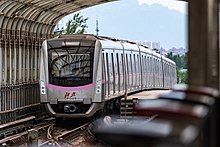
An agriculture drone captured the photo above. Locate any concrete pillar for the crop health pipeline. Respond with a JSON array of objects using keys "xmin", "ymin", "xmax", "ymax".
[{"xmin": 188, "ymin": 0, "xmax": 219, "ymax": 89}]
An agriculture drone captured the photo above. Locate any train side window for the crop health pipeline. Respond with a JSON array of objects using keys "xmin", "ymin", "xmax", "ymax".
[
  {"xmin": 102, "ymin": 53, "xmax": 106, "ymax": 96},
  {"xmin": 137, "ymin": 54, "xmax": 140, "ymax": 86},
  {"xmin": 116, "ymin": 53, "xmax": 120, "ymax": 92},
  {"xmin": 141, "ymin": 55, "xmax": 144, "ymax": 72},
  {"xmin": 106, "ymin": 53, "xmax": 110, "ymax": 95},
  {"xmin": 126, "ymin": 53, "xmax": 129, "ymax": 89},
  {"xmin": 111, "ymin": 53, "xmax": 115, "ymax": 93},
  {"xmin": 144, "ymin": 55, "xmax": 146, "ymax": 73},
  {"xmin": 150, "ymin": 57, "xmax": 152, "ymax": 74},
  {"xmin": 154, "ymin": 59, "xmax": 156, "ymax": 72},
  {"xmin": 121, "ymin": 54, "xmax": 125, "ymax": 91},
  {"xmin": 126, "ymin": 54, "xmax": 129, "ymax": 75},
  {"xmin": 137, "ymin": 54, "xmax": 139, "ymax": 74},
  {"xmin": 147, "ymin": 56, "xmax": 149, "ymax": 73},
  {"xmin": 133, "ymin": 54, "xmax": 136, "ymax": 87},
  {"xmin": 130, "ymin": 54, "xmax": 133, "ymax": 74},
  {"xmin": 156, "ymin": 59, "xmax": 159, "ymax": 76},
  {"xmin": 165, "ymin": 63, "xmax": 168, "ymax": 77},
  {"xmin": 133, "ymin": 54, "xmax": 136, "ymax": 72},
  {"xmin": 150, "ymin": 57, "xmax": 152, "ymax": 73},
  {"xmin": 130, "ymin": 54, "xmax": 133, "ymax": 88},
  {"xmin": 153, "ymin": 58, "xmax": 155, "ymax": 75}
]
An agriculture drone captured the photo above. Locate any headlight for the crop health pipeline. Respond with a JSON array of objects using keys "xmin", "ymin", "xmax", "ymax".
[
  {"xmin": 40, "ymin": 81, "xmax": 46, "ymax": 94},
  {"xmin": 96, "ymin": 81, "xmax": 102, "ymax": 94}
]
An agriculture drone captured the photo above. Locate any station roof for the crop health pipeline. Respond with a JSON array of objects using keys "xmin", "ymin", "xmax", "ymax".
[{"xmin": 0, "ymin": 0, "xmax": 115, "ymax": 36}]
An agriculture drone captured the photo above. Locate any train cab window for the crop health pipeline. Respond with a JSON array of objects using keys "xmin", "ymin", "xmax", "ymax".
[{"xmin": 47, "ymin": 39, "xmax": 95, "ymax": 87}]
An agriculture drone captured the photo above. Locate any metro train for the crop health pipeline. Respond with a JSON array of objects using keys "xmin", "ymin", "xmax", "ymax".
[{"xmin": 40, "ymin": 34, "xmax": 176, "ymax": 118}]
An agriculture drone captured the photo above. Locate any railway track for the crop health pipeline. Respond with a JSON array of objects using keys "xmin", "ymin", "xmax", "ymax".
[
  {"xmin": 39, "ymin": 122, "xmax": 91, "ymax": 147},
  {"xmin": 0, "ymin": 90, "xmax": 170, "ymax": 147},
  {"xmin": 0, "ymin": 120, "xmax": 54, "ymax": 146},
  {"xmin": 0, "ymin": 119, "xmax": 91, "ymax": 147}
]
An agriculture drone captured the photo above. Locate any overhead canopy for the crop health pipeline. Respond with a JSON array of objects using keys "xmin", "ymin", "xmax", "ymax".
[{"xmin": 0, "ymin": 0, "xmax": 115, "ymax": 38}]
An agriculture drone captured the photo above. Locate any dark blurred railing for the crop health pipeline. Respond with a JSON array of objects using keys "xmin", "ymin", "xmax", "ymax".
[{"xmin": 0, "ymin": 82, "xmax": 43, "ymax": 124}]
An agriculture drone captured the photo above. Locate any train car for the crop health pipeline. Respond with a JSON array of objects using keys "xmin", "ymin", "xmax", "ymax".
[{"xmin": 40, "ymin": 34, "xmax": 176, "ymax": 118}]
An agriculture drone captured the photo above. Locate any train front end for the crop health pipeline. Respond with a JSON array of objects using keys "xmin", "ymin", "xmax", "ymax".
[{"xmin": 40, "ymin": 35, "xmax": 103, "ymax": 118}]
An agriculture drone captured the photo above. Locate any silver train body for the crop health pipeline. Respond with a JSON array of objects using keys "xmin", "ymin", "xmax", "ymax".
[{"xmin": 40, "ymin": 34, "xmax": 176, "ymax": 118}]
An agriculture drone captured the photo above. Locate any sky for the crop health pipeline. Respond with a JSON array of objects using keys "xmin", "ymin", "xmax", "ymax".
[
  {"xmin": 58, "ymin": 0, "xmax": 188, "ymax": 49},
  {"xmin": 137, "ymin": 0, "xmax": 187, "ymax": 14}
]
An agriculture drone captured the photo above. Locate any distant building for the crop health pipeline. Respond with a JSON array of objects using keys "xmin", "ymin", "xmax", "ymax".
[
  {"xmin": 135, "ymin": 41, "xmax": 143, "ymax": 46},
  {"xmin": 134, "ymin": 40, "xmax": 188, "ymax": 56},
  {"xmin": 168, "ymin": 47, "xmax": 187, "ymax": 55},
  {"xmin": 143, "ymin": 41, "xmax": 152, "ymax": 49},
  {"xmin": 152, "ymin": 42, "xmax": 160, "ymax": 50},
  {"xmin": 160, "ymin": 48, "xmax": 168, "ymax": 55},
  {"xmin": 135, "ymin": 40, "xmax": 161, "ymax": 50}
]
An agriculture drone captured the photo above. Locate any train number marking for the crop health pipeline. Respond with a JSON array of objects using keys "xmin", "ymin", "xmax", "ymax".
[{"xmin": 64, "ymin": 92, "xmax": 76, "ymax": 99}]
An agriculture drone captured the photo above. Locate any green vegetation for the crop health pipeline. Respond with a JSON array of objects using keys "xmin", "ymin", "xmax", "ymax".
[
  {"xmin": 176, "ymin": 68, "xmax": 187, "ymax": 84},
  {"xmin": 54, "ymin": 12, "xmax": 88, "ymax": 35},
  {"xmin": 167, "ymin": 52, "xmax": 188, "ymax": 84}
]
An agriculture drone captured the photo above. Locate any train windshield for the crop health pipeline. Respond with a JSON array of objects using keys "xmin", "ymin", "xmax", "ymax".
[{"xmin": 47, "ymin": 39, "xmax": 95, "ymax": 87}]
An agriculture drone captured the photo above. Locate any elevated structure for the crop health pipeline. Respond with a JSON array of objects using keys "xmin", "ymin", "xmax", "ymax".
[
  {"xmin": 0, "ymin": 0, "xmax": 219, "ymax": 131},
  {"xmin": 0, "ymin": 0, "xmax": 114, "ymax": 124}
]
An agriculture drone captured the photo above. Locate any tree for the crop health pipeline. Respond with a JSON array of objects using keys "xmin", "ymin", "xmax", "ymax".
[
  {"xmin": 54, "ymin": 12, "xmax": 88, "ymax": 35},
  {"xmin": 65, "ymin": 12, "xmax": 88, "ymax": 34},
  {"xmin": 176, "ymin": 67, "xmax": 187, "ymax": 84},
  {"xmin": 167, "ymin": 53, "xmax": 188, "ymax": 84}
]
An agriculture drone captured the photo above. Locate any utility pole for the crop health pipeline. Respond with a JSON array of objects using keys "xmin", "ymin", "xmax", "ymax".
[{"xmin": 96, "ymin": 20, "xmax": 99, "ymax": 36}]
